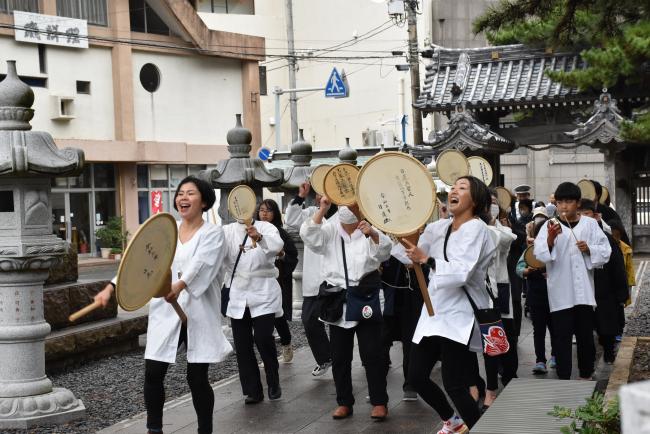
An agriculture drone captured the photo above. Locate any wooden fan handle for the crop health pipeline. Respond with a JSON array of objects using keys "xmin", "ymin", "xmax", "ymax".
[
  {"xmin": 245, "ymin": 219, "xmax": 257, "ymax": 248},
  {"xmin": 69, "ymin": 300, "xmax": 101, "ymax": 322},
  {"xmin": 170, "ymin": 300, "xmax": 187, "ymax": 324},
  {"xmin": 398, "ymin": 237, "xmax": 434, "ymax": 317},
  {"xmin": 413, "ymin": 263, "xmax": 434, "ymax": 316}
]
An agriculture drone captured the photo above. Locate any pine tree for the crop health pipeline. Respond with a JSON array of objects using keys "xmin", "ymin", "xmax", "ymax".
[{"xmin": 473, "ymin": 0, "xmax": 650, "ymax": 143}]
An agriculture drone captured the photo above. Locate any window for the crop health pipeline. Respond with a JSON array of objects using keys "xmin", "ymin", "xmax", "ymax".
[
  {"xmin": 195, "ymin": 0, "xmax": 254, "ymax": 14},
  {"xmin": 0, "ymin": 0, "xmax": 38, "ymax": 14},
  {"xmin": 93, "ymin": 164, "xmax": 115, "ymax": 188},
  {"xmin": 76, "ymin": 80, "xmax": 90, "ymax": 94},
  {"xmin": 139, "ymin": 63, "xmax": 161, "ymax": 93},
  {"xmin": 136, "ymin": 164, "xmax": 207, "ymax": 222},
  {"xmin": 129, "ymin": 0, "xmax": 170, "ymax": 35},
  {"xmin": 56, "ymin": 0, "xmax": 107, "ymax": 26},
  {"xmin": 38, "ymin": 44, "xmax": 46, "ymax": 73}
]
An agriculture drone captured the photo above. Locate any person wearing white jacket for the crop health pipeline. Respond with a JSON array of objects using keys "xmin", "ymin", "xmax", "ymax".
[
  {"xmin": 301, "ymin": 198, "xmax": 392, "ymax": 421},
  {"xmin": 285, "ymin": 181, "xmax": 336, "ymax": 376},
  {"xmin": 533, "ymin": 181, "xmax": 611, "ymax": 380},
  {"xmin": 404, "ymin": 176, "xmax": 496, "ymax": 433},
  {"xmin": 94, "ymin": 176, "xmax": 232, "ymax": 434},
  {"xmin": 483, "ymin": 195, "xmax": 518, "ymax": 409},
  {"xmin": 222, "ymin": 215, "xmax": 284, "ymax": 404}
]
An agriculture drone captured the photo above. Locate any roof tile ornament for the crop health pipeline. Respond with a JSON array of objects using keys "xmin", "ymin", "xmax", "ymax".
[
  {"xmin": 0, "ymin": 60, "xmax": 83, "ymax": 177},
  {"xmin": 566, "ymin": 91, "xmax": 627, "ymax": 151},
  {"xmin": 423, "ymin": 103, "xmax": 514, "ymax": 154}
]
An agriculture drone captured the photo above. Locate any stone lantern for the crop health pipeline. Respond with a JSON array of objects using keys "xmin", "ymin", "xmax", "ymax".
[
  {"xmin": 200, "ymin": 114, "xmax": 284, "ymax": 223},
  {"xmin": 0, "ymin": 61, "xmax": 85, "ymax": 428}
]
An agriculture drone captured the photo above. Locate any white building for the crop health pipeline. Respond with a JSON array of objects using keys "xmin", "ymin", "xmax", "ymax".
[{"xmin": 0, "ymin": 0, "xmax": 264, "ymax": 255}]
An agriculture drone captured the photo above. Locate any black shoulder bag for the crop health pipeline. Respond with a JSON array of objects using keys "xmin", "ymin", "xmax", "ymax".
[
  {"xmin": 443, "ymin": 224, "xmax": 509, "ymax": 357},
  {"xmin": 316, "ymin": 239, "xmax": 347, "ymax": 323},
  {"xmin": 344, "ymin": 238, "xmax": 382, "ymax": 322},
  {"xmin": 221, "ymin": 233, "xmax": 248, "ymax": 317}
]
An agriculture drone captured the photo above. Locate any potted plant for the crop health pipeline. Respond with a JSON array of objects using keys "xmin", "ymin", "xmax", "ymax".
[
  {"xmin": 110, "ymin": 247, "xmax": 123, "ymax": 261},
  {"xmin": 95, "ymin": 217, "xmax": 128, "ymax": 260}
]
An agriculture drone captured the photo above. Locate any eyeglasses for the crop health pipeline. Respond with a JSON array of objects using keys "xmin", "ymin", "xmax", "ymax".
[{"xmin": 258, "ymin": 208, "xmax": 273, "ymax": 214}]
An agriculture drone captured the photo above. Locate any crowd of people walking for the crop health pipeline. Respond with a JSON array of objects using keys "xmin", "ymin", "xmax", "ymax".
[{"xmin": 93, "ymin": 175, "xmax": 634, "ymax": 434}]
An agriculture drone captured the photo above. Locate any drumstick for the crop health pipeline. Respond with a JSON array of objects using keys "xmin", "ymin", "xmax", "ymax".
[
  {"xmin": 244, "ymin": 218, "xmax": 257, "ymax": 248},
  {"xmin": 170, "ymin": 300, "xmax": 188, "ymax": 324},
  {"xmin": 399, "ymin": 238, "xmax": 435, "ymax": 317},
  {"xmin": 69, "ymin": 300, "xmax": 101, "ymax": 322},
  {"xmin": 559, "ymin": 212, "xmax": 579, "ymax": 243}
]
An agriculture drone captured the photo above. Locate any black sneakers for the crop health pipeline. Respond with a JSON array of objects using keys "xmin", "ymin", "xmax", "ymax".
[{"xmin": 268, "ymin": 385, "xmax": 282, "ymax": 401}]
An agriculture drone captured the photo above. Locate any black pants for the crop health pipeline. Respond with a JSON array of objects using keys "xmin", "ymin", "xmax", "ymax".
[
  {"xmin": 551, "ymin": 305, "xmax": 595, "ymax": 379},
  {"xmin": 144, "ymin": 327, "xmax": 214, "ymax": 434},
  {"xmin": 301, "ymin": 296, "xmax": 331, "ymax": 365},
  {"xmin": 231, "ymin": 308, "xmax": 279, "ymax": 397},
  {"xmin": 599, "ymin": 334, "xmax": 616, "ymax": 361},
  {"xmin": 330, "ymin": 320, "xmax": 388, "ymax": 407},
  {"xmin": 274, "ymin": 316, "xmax": 292, "ymax": 346},
  {"xmin": 530, "ymin": 302, "xmax": 555, "ymax": 364},
  {"xmin": 483, "ymin": 318, "xmax": 518, "ymax": 390},
  {"xmin": 408, "ymin": 336, "xmax": 481, "ymax": 428},
  {"xmin": 510, "ymin": 275, "xmax": 523, "ymax": 338}
]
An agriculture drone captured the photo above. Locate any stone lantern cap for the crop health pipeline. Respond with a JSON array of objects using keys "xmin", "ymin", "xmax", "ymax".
[
  {"xmin": 338, "ymin": 138, "xmax": 358, "ymax": 165},
  {"xmin": 271, "ymin": 128, "xmax": 313, "ymax": 192},
  {"xmin": 202, "ymin": 114, "xmax": 283, "ymax": 188},
  {"xmin": 0, "ymin": 61, "xmax": 83, "ymax": 178}
]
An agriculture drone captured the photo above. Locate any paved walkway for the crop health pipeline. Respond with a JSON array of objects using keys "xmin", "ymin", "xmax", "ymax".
[{"xmin": 99, "ymin": 310, "xmax": 588, "ymax": 434}]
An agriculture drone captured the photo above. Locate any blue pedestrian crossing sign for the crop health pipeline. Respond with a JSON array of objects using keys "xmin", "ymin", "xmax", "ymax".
[{"xmin": 325, "ymin": 68, "xmax": 348, "ymax": 98}]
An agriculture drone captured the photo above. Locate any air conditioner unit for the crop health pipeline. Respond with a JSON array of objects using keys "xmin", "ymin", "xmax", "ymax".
[
  {"xmin": 362, "ymin": 129, "xmax": 380, "ymax": 147},
  {"xmin": 50, "ymin": 95, "xmax": 75, "ymax": 120}
]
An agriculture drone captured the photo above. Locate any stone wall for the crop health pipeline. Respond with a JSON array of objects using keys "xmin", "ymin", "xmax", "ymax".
[{"xmin": 44, "ymin": 280, "xmax": 117, "ymax": 330}]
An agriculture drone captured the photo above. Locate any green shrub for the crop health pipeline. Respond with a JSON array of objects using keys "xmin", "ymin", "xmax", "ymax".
[
  {"xmin": 95, "ymin": 217, "xmax": 128, "ymax": 250},
  {"xmin": 550, "ymin": 393, "xmax": 620, "ymax": 434}
]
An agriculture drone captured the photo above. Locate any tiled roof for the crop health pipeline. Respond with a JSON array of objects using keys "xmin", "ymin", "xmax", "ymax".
[{"xmin": 415, "ymin": 44, "xmax": 594, "ymax": 112}]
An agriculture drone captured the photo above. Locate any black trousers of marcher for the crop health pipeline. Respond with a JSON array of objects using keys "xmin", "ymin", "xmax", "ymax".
[
  {"xmin": 530, "ymin": 302, "xmax": 555, "ymax": 364},
  {"xmin": 599, "ymin": 334, "xmax": 616, "ymax": 361},
  {"xmin": 144, "ymin": 326, "xmax": 214, "ymax": 434},
  {"xmin": 231, "ymin": 308, "xmax": 279, "ymax": 397},
  {"xmin": 274, "ymin": 316, "xmax": 292, "ymax": 346},
  {"xmin": 510, "ymin": 275, "xmax": 523, "ymax": 338},
  {"xmin": 551, "ymin": 305, "xmax": 596, "ymax": 379},
  {"xmin": 408, "ymin": 336, "xmax": 481, "ymax": 428},
  {"xmin": 301, "ymin": 296, "xmax": 331, "ymax": 365},
  {"xmin": 330, "ymin": 320, "xmax": 388, "ymax": 407},
  {"xmin": 483, "ymin": 318, "xmax": 518, "ymax": 390}
]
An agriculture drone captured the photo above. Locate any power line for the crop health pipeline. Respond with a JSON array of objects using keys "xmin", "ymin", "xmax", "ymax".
[{"xmin": 1, "ymin": 23, "xmax": 401, "ymax": 61}]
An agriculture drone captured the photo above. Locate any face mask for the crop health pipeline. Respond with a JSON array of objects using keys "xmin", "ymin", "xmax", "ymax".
[
  {"xmin": 490, "ymin": 204, "xmax": 500, "ymax": 219},
  {"xmin": 338, "ymin": 206, "xmax": 358, "ymax": 225},
  {"xmin": 520, "ymin": 210, "xmax": 530, "ymax": 217},
  {"xmin": 534, "ymin": 216, "xmax": 546, "ymax": 224}
]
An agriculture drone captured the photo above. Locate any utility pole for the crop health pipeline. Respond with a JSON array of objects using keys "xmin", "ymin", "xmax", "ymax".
[
  {"xmin": 405, "ymin": 0, "xmax": 423, "ymax": 146},
  {"xmin": 285, "ymin": 0, "xmax": 299, "ymax": 144}
]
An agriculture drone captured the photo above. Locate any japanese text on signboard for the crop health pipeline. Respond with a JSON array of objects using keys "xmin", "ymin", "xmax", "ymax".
[{"xmin": 14, "ymin": 11, "xmax": 88, "ymax": 49}]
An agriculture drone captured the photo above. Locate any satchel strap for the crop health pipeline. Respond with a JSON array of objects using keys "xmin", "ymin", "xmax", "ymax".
[
  {"xmin": 443, "ymin": 221, "xmax": 497, "ymax": 310},
  {"xmin": 229, "ymin": 232, "xmax": 249, "ymax": 288},
  {"xmin": 340, "ymin": 236, "xmax": 350, "ymax": 289}
]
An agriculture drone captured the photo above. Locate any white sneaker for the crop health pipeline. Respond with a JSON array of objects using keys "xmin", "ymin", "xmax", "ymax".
[
  {"xmin": 311, "ymin": 361, "xmax": 331, "ymax": 376},
  {"xmin": 438, "ymin": 415, "xmax": 469, "ymax": 434},
  {"xmin": 282, "ymin": 344, "xmax": 294, "ymax": 363}
]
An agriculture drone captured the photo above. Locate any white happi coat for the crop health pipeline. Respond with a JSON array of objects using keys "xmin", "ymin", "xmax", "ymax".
[
  {"xmin": 533, "ymin": 215, "xmax": 611, "ymax": 312},
  {"xmin": 222, "ymin": 220, "xmax": 284, "ymax": 319},
  {"xmin": 412, "ymin": 218, "xmax": 496, "ymax": 352},
  {"xmin": 300, "ymin": 217, "xmax": 392, "ymax": 328},
  {"xmin": 285, "ymin": 200, "xmax": 327, "ymax": 297},
  {"xmin": 487, "ymin": 222, "xmax": 517, "ymax": 319},
  {"xmin": 144, "ymin": 222, "xmax": 233, "ymax": 364}
]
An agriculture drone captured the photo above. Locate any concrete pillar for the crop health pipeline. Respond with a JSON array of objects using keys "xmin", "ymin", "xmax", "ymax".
[
  {"xmin": 241, "ymin": 61, "xmax": 262, "ymax": 155},
  {"xmin": 117, "ymin": 163, "xmax": 139, "ymax": 238}
]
